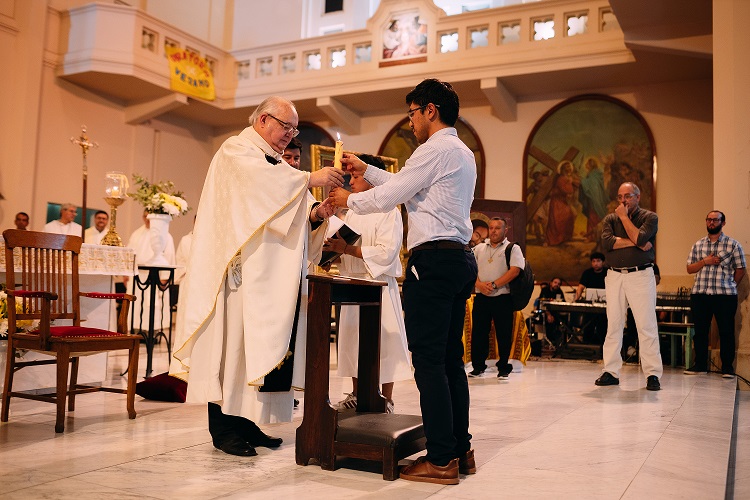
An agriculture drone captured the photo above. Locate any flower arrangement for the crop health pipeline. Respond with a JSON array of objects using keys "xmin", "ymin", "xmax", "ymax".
[
  {"xmin": 128, "ymin": 174, "xmax": 190, "ymax": 217},
  {"xmin": 0, "ymin": 283, "xmax": 37, "ymax": 338}
]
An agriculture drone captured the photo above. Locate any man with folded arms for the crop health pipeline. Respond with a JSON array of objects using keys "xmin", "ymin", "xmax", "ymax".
[
  {"xmin": 332, "ymin": 78, "xmax": 478, "ymax": 485},
  {"xmin": 595, "ymin": 182, "xmax": 662, "ymax": 391}
]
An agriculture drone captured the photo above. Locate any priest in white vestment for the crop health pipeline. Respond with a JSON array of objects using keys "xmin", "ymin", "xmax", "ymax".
[
  {"xmin": 126, "ymin": 211, "xmax": 176, "ymax": 335},
  {"xmin": 323, "ymin": 155, "xmax": 412, "ymax": 414},
  {"xmin": 43, "ymin": 203, "xmax": 82, "ymax": 236},
  {"xmin": 84, "ymin": 210, "xmax": 110, "ymax": 244},
  {"xmin": 169, "ymin": 96, "xmax": 344, "ymax": 457}
]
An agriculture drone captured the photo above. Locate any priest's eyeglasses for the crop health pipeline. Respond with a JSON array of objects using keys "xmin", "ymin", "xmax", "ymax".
[
  {"xmin": 266, "ymin": 113, "xmax": 300, "ymax": 137},
  {"xmin": 616, "ymin": 193, "xmax": 636, "ymax": 201},
  {"xmin": 706, "ymin": 217, "xmax": 722, "ymax": 223}
]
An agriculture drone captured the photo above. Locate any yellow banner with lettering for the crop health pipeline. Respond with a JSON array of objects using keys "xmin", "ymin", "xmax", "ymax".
[{"xmin": 165, "ymin": 46, "xmax": 215, "ymax": 101}]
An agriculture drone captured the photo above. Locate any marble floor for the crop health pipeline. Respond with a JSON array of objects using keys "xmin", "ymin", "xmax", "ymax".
[{"xmin": 1, "ymin": 344, "xmax": 748, "ymax": 500}]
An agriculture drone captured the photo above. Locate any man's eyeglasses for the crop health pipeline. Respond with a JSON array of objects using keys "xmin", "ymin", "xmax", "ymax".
[
  {"xmin": 266, "ymin": 113, "xmax": 300, "ymax": 137},
  {"xmin": 616, "ymin": 193, "xmax": 636, "ymax": 201},
  {"xmin": 407, "ymin": 103, "xmax": 440, "ymax": 119},
  {"xmin": 706, "ymin": 218, "xmax": 722, "ymax": 223}
]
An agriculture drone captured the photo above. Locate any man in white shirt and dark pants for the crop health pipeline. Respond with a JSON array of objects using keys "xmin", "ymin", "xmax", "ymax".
[
  {"xmin": 469, "ymin": 217, "xmax": 524, "ymax": 379},
  {"xmin": 334, "ymin": 78, "xmax": 478, "ymax": 485}
]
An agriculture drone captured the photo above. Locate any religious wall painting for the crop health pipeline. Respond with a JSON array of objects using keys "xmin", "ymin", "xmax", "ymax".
[
  {"xmin": 379, "ymin": 11, "xmax": 428, "ymax": 67},
  {"xmin": 379, "ymin": 116, "xmax": 485, "ymax": 199},
  {"xmin": 523, "ymin": 94, "xmax": 656, "ymax": 283}
]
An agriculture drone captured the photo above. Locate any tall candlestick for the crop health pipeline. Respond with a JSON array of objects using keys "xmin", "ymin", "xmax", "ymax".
[{"xmin": 333, "ymin": 140, "xmax": 343, "ymax": 169}]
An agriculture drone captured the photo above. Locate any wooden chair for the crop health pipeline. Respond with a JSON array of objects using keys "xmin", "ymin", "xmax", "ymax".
[{"xmin": 1, "ymin": 229, "xmax": 140, "ymax": 432}]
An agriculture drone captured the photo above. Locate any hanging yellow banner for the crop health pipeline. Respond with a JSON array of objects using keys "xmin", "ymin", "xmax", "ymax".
[{"xmin": 165, "ymin": 46, "xmax": 215, "ymax": 101}]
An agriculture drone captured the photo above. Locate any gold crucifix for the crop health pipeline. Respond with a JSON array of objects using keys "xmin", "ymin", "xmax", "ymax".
[{"xmin": 70, "ymin": 125, "xmax": 98, "ymax": 242}]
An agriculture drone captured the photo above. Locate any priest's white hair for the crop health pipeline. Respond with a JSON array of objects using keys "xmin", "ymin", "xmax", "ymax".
[{"xmin": 249, "ymin": 96, "xmax": 296, "ymax": 124}]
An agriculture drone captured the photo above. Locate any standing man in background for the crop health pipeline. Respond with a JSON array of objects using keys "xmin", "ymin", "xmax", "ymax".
[
  {"xmin": 468, "ymin": 217, "xmax": 524, "ymax": 380},
  {"xmin": 332, "ymin": 78, "xmax": 478, "ymax": 485},
  {"xmin": 685, "ymin": 210, "xmax": 746, "ymax": 377},
  {"xmin": 84, "ymin": 210, "xmax": 109, "ymax": 244},
  {"xmin": 595, "ymin": 182, "xmax": 661, "ymax": 391},
  {"xmin": 44, "ymin": 203, "xmax": 82, "ymax": 236},
  {"xmin": 13, "ymin": 212, "xmax": 29, "ymax": 230}
]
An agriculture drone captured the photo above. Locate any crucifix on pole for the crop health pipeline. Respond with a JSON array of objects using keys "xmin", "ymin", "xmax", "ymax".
[{"xmin": 70, "ymin": 125, "xmax": 98, "ymax": 242}]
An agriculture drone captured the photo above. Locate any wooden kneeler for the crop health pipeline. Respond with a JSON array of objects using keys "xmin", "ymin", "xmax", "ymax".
[{"xmin": 296, "ymin": 274, "xmax": 426, "ymax": 480}]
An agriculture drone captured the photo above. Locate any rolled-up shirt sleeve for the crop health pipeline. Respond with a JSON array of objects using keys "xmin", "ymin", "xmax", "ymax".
[{"xmin": 636, "ymin": 212, "xmax": 658, "ymax": 246}]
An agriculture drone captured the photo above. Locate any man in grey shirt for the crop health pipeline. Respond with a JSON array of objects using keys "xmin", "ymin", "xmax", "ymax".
[{"xmin": 595, "ymin": 182, "xmax": 662, "ymax": 391}]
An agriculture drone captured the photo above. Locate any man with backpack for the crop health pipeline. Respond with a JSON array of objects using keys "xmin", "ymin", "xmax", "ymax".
[{"xmin": 469, "ymin": 217, "xmax": 526, "ymax": 379}]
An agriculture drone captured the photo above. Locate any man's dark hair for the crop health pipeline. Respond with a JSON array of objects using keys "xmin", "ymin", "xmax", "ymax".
[
  {"xmin": 15, "ymin": 212, "xmax": 29, "ymax": 219},
  {"xmin": 471, "ymin": 218, "xmax": 488, "ymax": 230},
  {"xmin": 358, "ymin": 153, "xmax": 386, "ymax": 171},
  {"xmin": 405, "ymin": 78, "xmax": 460, "ymax": 126},
  {"xmin": 590, "ymin": 251, "xmax": 605, "ymax": 261},
  {"xmin": 287, "ymin": 137, "xmax": 302, "ymax": 151},
  {"xmin": 95, "ymin": 210, "xmax": 109, "ymax": 217},
  {"xmin": 708, "ymin": 210, "xmax": 726, "ymax": 223}
]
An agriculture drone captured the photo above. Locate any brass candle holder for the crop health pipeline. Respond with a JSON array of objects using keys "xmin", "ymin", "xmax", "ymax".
[
  {"xmin": 101, "ymin": 196, "xmax": 125, "ymax": 246},
  {"xmin": 101, "ymin": 171, "xmax": 128, "ymax": 247}
]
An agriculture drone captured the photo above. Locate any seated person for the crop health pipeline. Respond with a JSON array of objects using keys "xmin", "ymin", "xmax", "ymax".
[
  {"xmin": 538, "ymin": 277, "xmax": 564, "ymax": 342},
  {"xmin": 574, "ymin": 252, "xmax": 608, "ymax": 344},
  {"xmin": 322, "ymin": 154, "xmax": 412, "ymax": 414}
]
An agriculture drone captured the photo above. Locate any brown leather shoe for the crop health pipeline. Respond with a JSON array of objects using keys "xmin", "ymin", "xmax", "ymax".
[
  {"xmin": 459, "ymin": 449, "xmax": 476, "ymax": 474},
  {"xmin": 399, "ymin": 456, "xmax": 459, "ymax": 485}
]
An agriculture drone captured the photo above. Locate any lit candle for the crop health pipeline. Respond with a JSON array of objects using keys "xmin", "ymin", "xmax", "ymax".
[
  {"xmin": 333, "ymin": 133, "xmax": 343, "ymax": 169},
  {"xmin": 111, "ymin": 185, "xmax": 120, "ymax": 197}
]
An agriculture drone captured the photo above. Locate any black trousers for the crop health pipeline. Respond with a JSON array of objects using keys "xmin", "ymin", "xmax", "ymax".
[
  {"xmin": 471, "ymin": 293, "xmax": 513, "ymax": 371},
  {"xmin": 402, "ymin": 247, "xmax": 477, "ymax": 466},
  {"xmin": 690, "ymin": 293, "xmax": 738, "ymax": 373}
]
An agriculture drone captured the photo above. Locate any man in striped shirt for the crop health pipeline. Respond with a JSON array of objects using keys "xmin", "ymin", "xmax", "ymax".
[
  {"xmin": 685, "ymin": 210, "xmax": 746, "ymax": 377},
  {"xmin": 332, "ymin": 78, "xmax": 478, "ymax": 485}
]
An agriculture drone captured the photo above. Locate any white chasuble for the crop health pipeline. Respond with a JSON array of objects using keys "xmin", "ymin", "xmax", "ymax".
[
  {"xmin": 336, "ymin": 209, "xmax": 412, "ymax": 384},
  {"xmin": 170, "ymin": 126, "xmax": 325, "ymax": 424}
]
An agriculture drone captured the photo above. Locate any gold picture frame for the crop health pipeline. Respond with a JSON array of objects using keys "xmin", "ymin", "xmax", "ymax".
[{"xmin": 309, "ymin": 144, "xmax": 399, "ymax": 201}]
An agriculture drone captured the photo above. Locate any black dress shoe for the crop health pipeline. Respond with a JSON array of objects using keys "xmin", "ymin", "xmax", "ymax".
[
  {"xmin": 214, "ymin": 436, "xmax": 257, "ymax": 456},
  {"xmin": 237, "ymin": 423, "xmax": 283, "ymax": 448},
  {"xmin": 646, "ymin": 375, "xmax": 661, "ymax": 391},
  {"xmin": 595, "ymin": 372, "xmax": 619, "ymax": 386}
]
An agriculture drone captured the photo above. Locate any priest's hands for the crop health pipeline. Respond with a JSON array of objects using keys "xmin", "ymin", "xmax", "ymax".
[
  {"xmin": 309, "ymin": 167, "xmax": 345, "ymax": 188},
  {"xmin": 311, "ymin": 198, "xmax": 336, "ymax": 222}
]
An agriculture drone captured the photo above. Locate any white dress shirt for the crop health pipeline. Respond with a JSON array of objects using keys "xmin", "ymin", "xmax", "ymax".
[
  {"xmin": 44, "ymin": 219, "xmax": 83, "ymax": 236},
  {"xmin": 347, "ymin": 127, "xmax": 476, "ymax": 250}
]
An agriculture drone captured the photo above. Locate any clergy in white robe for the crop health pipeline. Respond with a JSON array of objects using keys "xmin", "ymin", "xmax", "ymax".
[
  {"xmin": 84, "ymin": 210, "xmax": 110, "ymax": 244},
  {"xmin": 126, "ymin": 212, "xmax": 176, "ymax": 335},
  {"xmin": 169, "ymin": 96, "xmax": 344, "ymax": 456},
  {"xmin": 43, "ymin": 203, "xmax": 82, "ymax": 236},
  {"xmin": 173, "ymin": 230, "xmax": 192, "ymax": 285},
  {"xmin": 324, "ymin": 155, "xmax": 412, "ymax": 411}
]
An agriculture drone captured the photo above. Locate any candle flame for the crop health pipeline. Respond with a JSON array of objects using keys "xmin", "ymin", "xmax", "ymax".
[{"xmin": 336, "ymin": 132, "xmax": 341, "ymax": 141}]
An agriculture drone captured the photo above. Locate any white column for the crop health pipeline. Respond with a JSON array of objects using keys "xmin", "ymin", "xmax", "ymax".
[{"xmin": 713, "ymin": 0, "xmax": 750, "ymax": 388}]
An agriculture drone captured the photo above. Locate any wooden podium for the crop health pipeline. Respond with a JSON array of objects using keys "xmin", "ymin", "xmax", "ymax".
[{"xmin": 296, "ymin": 274, "xmax": 425, "ymax": 480}]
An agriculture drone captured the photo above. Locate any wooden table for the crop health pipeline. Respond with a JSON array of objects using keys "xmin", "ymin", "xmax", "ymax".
[{"xmin": 296, "ymin": 273, "xmax": 425, "ymax": 480}]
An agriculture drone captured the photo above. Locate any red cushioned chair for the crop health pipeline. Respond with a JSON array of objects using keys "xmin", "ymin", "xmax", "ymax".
[{"xmin": 1, "ymin": 229, "xmax": 140, "ymax": 432}]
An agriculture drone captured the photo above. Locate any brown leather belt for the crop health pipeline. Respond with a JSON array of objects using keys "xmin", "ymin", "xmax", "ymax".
[{"xmin": 411, "ymin": 240, "xmax": 470, "ymax": 252}]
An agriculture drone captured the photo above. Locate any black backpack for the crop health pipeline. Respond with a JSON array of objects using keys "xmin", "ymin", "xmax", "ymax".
[{"xmin": 504, "ymin": 242, "xmax": 534, "ymax": 311}]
